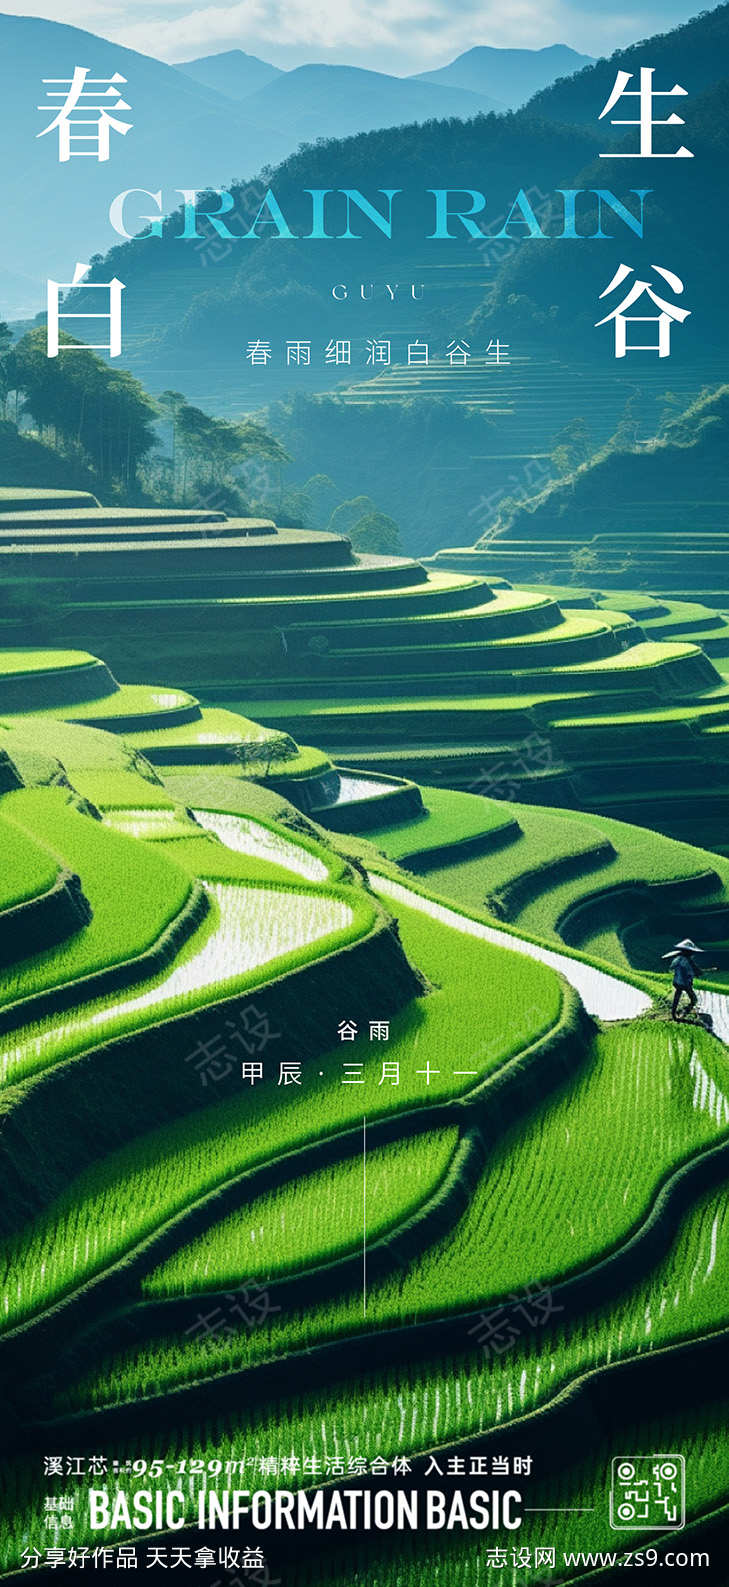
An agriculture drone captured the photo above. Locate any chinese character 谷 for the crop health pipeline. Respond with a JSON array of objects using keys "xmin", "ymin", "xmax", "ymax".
[
  {"xmin": 446, "ymin": 339, "xmax": 470, "ymax": 366},
  {"xmin": 595, "ymin": 262, "xmax": 689, "ymax": 356}
]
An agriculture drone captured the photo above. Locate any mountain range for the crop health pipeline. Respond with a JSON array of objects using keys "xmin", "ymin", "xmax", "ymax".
[
  {"xmin": 414, "ymin": 43, "xmax": 594, "ymax": 104},
  {"xmin": 178, "ymin": 48, "xmax": 283, "ymax": 100},
  {"xmin": 3, "ymin": 5, "xmax": 724, "ymax": 321},
  {"xmin": 47, "ymin": 0, "xmax": 726, "ymax": 434},
  {"xmin": 0, "ymin": 13, "xmax": 593, "ymax": 316},
  {"xmin": 178, "ymin": 43, "xmax": 594, "ymax": 113},
  {"xmin": 0, "ymin": 13, "xmax": 293, "ymax": 315},
  {"xmin": 203, "ymin": 62, "xmax": 505, "ymax": 141}
]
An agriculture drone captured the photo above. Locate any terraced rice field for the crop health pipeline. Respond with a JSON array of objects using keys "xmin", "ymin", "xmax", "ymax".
[
  {"xmin": 0, "ymin": 882, "xmax": 561, "ymax": 1330},
  {"xmin": 145, "ymin": 1128, "xmax": 459, "ymax": 1295},
  {"xmin": 1, "ymin": 608, "xmax": 729, "ymax": 1581},
  {"xmin": 111, "ymin": 1172, "xmax": 729, "ymax": 1430},
  {"xmin": 190, "ymin": 809, "xmax": 331, "ymax": 882},
  {"xmin": 368, "ymin": 785, "xmax": 729, "ymax": 989},
  {"xmin": 3, "ymin": 482, "xmax": 729, "ymax": 848},
  {"xmin": 0, "ymin": 811, "xmax": 58, "ymax": 910},
  {"xmin": 374, "ymin": 874, "xmax": 650, "ymax": 1021},
  {"xmin": 0, "ymin": 788, "xmax": 192, "ymax": 1006},
  {"xmin": 0, "ymin": 877, "xmax": 366, "ymax": 1093},
  {"xmin": 68, "ymin": 1012, "xmax": 725, "ymax": 1411}
]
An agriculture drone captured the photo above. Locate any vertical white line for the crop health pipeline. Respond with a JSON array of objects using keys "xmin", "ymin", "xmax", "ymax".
[{"xmin": 363, "ymin": 1114, "xmax": 367, "ymax": 1317}]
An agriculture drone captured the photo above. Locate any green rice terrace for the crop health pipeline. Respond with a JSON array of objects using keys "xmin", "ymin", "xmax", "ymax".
[
  {"xmin": 0, "ymin": 624, "xmax": 729, "ymax": 1582},
  {"xmin": 3, "ymin": 487, "xmax": 729, "ymax": 855}
]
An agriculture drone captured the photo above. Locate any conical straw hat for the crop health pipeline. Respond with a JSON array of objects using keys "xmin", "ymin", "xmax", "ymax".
[{"xmin": 661, "ymin": 938, "xmax": 704, "ymax": 959}]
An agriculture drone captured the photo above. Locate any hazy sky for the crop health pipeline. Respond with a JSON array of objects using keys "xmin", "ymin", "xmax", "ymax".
[{"xmin": 3, "ymin": 0, "xmax": 716, "ymax": 69}]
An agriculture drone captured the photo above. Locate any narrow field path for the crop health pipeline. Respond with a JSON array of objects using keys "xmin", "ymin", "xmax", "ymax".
[
  {"xmin": 372, "ymin": 873, "xmax": 652, "ymax": 1022},
  {"xmin": 181, "ymin": 804, "xmax": 652, "ymax": 1023}
]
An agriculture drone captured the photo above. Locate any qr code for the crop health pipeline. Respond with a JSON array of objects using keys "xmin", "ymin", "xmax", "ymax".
[{"xmin": 610, "ymin": 1455, "xmax": 685, "ymax": 1531}]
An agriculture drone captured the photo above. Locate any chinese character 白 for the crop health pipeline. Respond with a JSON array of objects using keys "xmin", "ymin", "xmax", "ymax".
[{"xmin": 47, "ymin": 263, "xmax": 124, "ymax": 358}]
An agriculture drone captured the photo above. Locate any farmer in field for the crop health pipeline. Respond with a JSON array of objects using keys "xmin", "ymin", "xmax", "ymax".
[{"xmin": 663, "ymin": 938, "xmax": 707, "ymax": 1020}]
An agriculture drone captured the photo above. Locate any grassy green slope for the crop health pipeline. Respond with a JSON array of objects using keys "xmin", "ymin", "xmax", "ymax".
[
  {"xmin": 0, "ymin": 896, "xmax": 561, "ymax": 1329},
  {"xmin": 0, "ymin": 788, "xmax": 192, "ymax": 1008}
]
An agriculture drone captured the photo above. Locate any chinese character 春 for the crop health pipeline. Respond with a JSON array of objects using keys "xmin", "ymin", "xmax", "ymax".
[
  {"xmin": 38, "ymin": 67, "xmax": 132, "ymax": 162},
  {"xmin": 246, "ymin": 340, "xmax": 272, "ymax": 365},
  {"xmin": 599, "ymin": 67, "xmax": 692, "ymax": 158},
  {"xmin": 595, "ymin": 262, "xmax": 690, "ymax": 356}
]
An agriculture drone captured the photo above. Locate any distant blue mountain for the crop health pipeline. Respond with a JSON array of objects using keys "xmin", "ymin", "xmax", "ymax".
[
  {"xmin": 177, "ymin": 48, "xmax": 282, "ymax": 100},
  {"xmin": 0, "ymin": 18, "xmax": 512, "ymax": 318},
  {"xmin": 0, "ymin": 13, "xmax": 296, "ymax": 316},
  {"xmin": 414, "ymin": 44, "xmax": 595, "ymax": 108},
  {"xmin": 234, "ymin": 62, "xmax": 505, "ymax": 140}
]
